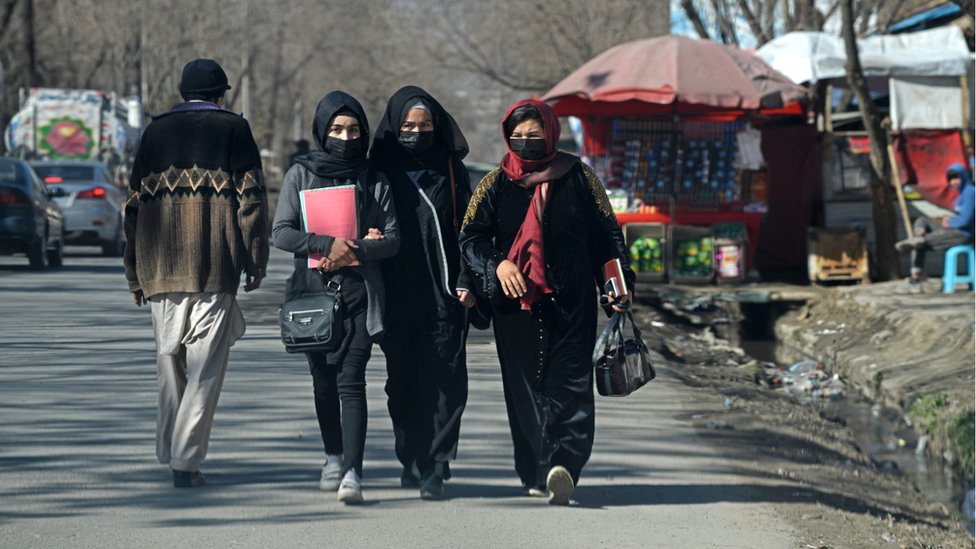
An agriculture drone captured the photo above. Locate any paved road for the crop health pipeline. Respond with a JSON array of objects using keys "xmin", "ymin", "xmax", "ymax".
[{"xmin": 0, "ymin": 247, "xmax": 797, "ymax": 548}]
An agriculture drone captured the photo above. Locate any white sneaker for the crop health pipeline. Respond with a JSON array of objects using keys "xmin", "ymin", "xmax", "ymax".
[
  {"xmin": 319, "ymin": 454, "xmax": 342, "ymax": 491},
  {"xmin": 337, "ymin": 470, "xmax": 363, "ymax": 505},
  {"xmin": 546, "ymin": 465, "xmax": 574, "ymax": 506}
]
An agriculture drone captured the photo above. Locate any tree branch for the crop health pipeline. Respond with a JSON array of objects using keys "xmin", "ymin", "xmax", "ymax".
[{"xmin": 680, "ymin": 0, "xmax": 713, "ymax": 40}]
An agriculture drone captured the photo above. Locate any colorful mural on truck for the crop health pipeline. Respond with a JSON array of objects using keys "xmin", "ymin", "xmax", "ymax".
[
  {"xmin": 32, "ymin": 89, "xmax": 102, "ymax": 160},
  {"xmin": 4, "ymin": 88, "xmax": 113, "ymax": 161}
]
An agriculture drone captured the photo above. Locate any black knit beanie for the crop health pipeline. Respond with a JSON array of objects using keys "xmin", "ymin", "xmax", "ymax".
[{"xmin": 179, "ymin": 59, "xmax": 231, "ymax": 101}]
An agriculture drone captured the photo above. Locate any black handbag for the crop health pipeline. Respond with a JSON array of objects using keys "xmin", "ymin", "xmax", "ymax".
[
  {"xmin": 592, "ymin": 310, "xmax": 655, "ymax": 397},
  {"xmin": 279, "ymin": 274, "xmax": 344, "ymax": 354}
]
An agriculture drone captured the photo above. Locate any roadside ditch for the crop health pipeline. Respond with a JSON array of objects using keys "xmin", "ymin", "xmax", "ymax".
[{"xmin": 635, "ymin": 283, "xmax": 975, "ymax": 540}]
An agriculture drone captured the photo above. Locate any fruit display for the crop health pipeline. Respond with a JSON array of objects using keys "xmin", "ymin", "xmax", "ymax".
[
  {"xmin": 628, "ymin": 236, "xmax": 665, "ymax": 274},
  {"xmin": 672, "ymin": 235, "xmax": 714, "ymax": 279}
]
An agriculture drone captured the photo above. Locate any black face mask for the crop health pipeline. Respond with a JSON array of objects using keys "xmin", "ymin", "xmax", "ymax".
[
  {"xmin": 398, "ymin": 131, "xmax": 435, "ymax": 155},
  {"xmin": 325, "ymin": 136, "xmax": 363, "ymax": 159},
  {"xmin": 509, "ymin": 138, "xmax": 548, "ymax": 160}
]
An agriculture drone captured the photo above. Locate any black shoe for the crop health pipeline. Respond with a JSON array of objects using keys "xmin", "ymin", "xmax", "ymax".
[
  {"xmin": 400, "ymin": 466, "xmax": 421, "ymax": 488},
  {"xmin": 419, "ymin": 474, "xmax": 445, "ymax": 500},
  {"xmin": 173, "ymin": 469, "xmax": 206, "ymax": 488}
]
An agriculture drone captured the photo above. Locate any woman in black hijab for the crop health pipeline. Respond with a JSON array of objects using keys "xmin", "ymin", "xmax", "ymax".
[
  {"xmin": 370, "ymin": 85, "xmax": 475, "ymax": 500},
  {"xmin": 272, "ymin": 91, "xmax": 400, "ymax": 504}
]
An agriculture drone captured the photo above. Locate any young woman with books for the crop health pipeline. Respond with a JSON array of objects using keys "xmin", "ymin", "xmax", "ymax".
[{"xmin": 272, "ymin": 91, "xmax": 399, "ymax": 504}]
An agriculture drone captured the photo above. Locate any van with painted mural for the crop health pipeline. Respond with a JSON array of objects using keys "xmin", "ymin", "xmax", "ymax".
[{"xmin": 3, "ymin": 88, "xmax": 143, "ymax": 185}]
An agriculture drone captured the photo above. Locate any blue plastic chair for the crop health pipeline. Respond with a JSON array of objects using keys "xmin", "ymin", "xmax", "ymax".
[{"xmin": 942, "ymin": 244, "xmax": 976, "ymax": 293}]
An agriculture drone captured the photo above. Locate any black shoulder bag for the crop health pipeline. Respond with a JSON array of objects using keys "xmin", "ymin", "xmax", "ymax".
[
  {"xmin": 279, "ymin": 273, "xmax": 344, "ymax": 353},
  {"xmin": 592, "ymin": 310, "xmax": 655, "ymax": 397}
]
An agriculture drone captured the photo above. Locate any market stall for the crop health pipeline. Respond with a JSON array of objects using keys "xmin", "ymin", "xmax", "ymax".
[
  {"xmin": 543, "ymin": 35, "xmax": 808, "ymax": 283},
  {"xmin": 757, "ymin": 26, "xmax": 972, "ymax": 278}
]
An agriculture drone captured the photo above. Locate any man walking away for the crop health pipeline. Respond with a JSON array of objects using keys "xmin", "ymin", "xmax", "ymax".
[
  {"xmin": 895, "ymin": 162, "xmax": 975, "ymax": 291},
  {"xmin": 123, "ymin": 58, "xmax": 269, "ymax": 487}
]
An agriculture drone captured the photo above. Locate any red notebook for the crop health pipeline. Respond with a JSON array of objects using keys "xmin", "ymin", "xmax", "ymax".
[
  {"xmin": 603, "ymin": 258, "xmax": 629, "ymax": 298},
  {"xmin": 300, "ymin": 185, "xmax": 359, "ymax": 269}
]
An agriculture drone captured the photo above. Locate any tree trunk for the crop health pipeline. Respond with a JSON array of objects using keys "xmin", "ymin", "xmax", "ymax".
[
  {"xmin": 841, "ymin": 0, "xmax": 899, "ymax": 281},
  {"xmin": 25, "ymin": 0, "xmax": 37, "ymax": 87}
]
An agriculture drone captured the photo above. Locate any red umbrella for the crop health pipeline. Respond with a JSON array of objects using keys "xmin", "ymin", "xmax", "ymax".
[{"xmin": 543, "ymin": 34, "xmax": 808, "ymax": 116}]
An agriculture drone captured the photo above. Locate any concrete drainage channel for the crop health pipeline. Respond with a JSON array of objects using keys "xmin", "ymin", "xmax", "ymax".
[{"xmin": 640, "ymin": 286, "xmax": 974, "ymax": 531}]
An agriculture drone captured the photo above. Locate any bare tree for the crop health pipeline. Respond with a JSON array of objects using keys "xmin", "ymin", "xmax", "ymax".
[
  {"xmin": 841, "ymin": 0, "xmax": 898, "ymax": 280},
  {"xmin": 680, "ymin": 0, "xmax": 915, "ymax": 47},
  {"xmin": 418, "ymin": 0, "xmax": 667, "ymax": 92}
]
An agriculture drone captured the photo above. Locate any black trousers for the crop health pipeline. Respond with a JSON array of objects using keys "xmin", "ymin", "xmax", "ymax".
[
  {"xmin": 381, "ymin": 305, "xmax": 468, "ymax": 480},
  {"xmin": 492, "ymin": 296, "xmax": 596, "ymax": 489},
  {"xmin": 911, "ymin": 217, "xmax": 970, "ymax": 273},
  {"xmin": 306, "ymin": 276, "xmax": 370, "ymax": 477}
]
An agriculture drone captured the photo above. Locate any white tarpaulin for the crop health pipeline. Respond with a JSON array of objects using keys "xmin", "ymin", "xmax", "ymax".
[
  {"xmin": 890, "ymin": 76, "xmax": 965, "ymax": 130},
  {"xmin": 756, "ymin": 26, "xmax": 972, "ymax": 84}
]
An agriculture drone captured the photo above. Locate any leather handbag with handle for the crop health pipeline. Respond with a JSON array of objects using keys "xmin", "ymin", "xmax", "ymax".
[{"xmin": 592, "ymin": 310, "xmax": 655, "ymax": 396}]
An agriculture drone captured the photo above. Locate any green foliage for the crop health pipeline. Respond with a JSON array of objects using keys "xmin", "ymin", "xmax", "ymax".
[
  {"xmin": 909, "ymin": 392, "xmax": 974, "ymax": 477},
  {"xmin": 908, "ymin": 392, "xmax": 949, "ymax": 434},
  {"xmin": 947, "ymin": 411, "xmax": 975, "ymax": 476}
]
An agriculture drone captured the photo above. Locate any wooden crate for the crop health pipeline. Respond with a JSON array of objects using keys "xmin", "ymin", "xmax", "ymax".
[{"xmin": 807, "ymin": 227, "xmax": 870, "ymax": 284}]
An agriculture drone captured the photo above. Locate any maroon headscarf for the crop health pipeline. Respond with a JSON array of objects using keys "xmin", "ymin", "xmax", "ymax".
[
  {"xmin": 501, "ymin": 99, "xmax": 577, "ymax": 311},
  {"xmin": 499, "ymin": 99, "xmax": 576, "ymax": 187}
]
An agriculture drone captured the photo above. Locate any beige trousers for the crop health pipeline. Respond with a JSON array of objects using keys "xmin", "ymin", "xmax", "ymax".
[{"xmin": 149, "ymin": 292, "xmax": 245, "ymax": 472}]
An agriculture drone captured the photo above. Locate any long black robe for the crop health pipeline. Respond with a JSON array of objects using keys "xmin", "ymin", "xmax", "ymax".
[
  {"xmin": 372, "ymin": 86, "xmax": 473, "ymax": 480},
  {"xmin": 459, "ymin": 161, "xmax": 633, "ymax": 488}
]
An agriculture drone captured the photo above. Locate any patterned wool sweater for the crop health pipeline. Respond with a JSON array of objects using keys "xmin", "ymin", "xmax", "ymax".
[{"xmin": 123, "ymin": 103, "xmax": 269, "ymax": 297}]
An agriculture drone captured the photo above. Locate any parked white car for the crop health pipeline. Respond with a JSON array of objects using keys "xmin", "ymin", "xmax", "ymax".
[{"xmin": 30, "ymin": 161, "xmax": 125, "ymax": 256}]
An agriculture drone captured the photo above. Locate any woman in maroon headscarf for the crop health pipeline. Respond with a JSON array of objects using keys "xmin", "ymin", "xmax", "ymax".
[{"xmin": 459, "ymin": 99, "xmax": 633, "ymax": 505}]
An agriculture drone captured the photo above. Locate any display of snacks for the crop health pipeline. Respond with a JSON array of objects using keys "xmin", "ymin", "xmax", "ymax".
[
  {"xmin": 712, "ymin": 223, "xmax": 747, "ymax": 283},
  {"xmin": 606, "ymin": 119, "xmax": 677, "ymax": 209},
  {"xmin": 605, "ymin": 119, "xmax": 744, "ymax": 212},
  {"xmin": 676, "ymin": 121, "xmax": 742, "ymax": 208},
  {"xmin": 715, "ymin": 244, "xmax": 742, "ymax": 279}
]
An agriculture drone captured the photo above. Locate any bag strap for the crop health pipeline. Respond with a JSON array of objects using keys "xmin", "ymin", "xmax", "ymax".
[
  {"xmin": 317, "ymin": 271, "xmax": 344, "ymax": 297},
  {"xmin": 592, "ymin": 311, "xmax": 624, "ymax": 367},
  {"xmin": 447, "ymin": 157, "xmax": 459, "ymax": 235},
  {"xmin": 622, "ymin": 310, "xmax": 647, "ymax": 348}
]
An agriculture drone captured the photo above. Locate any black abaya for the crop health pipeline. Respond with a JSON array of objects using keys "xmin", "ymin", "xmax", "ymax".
[
  {"xmin": 372, "ymin": 86, "xmax": 473, "ymax": 481},
  {"xmin": 459, "ymin": 161, "xmax": 633, "ymax": 488}
]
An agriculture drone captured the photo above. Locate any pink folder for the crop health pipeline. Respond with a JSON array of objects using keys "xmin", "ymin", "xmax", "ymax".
[{"xmin": 299, "ymin": 185, "xmax": 359, "ymax": 269}]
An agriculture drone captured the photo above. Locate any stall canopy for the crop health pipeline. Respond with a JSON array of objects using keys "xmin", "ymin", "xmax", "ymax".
[
  {"xmin": 544, "ymin": 35, "xmax": 808, "ymax": 114},
  {"xmin": 755, "ymin": 26, "xmax": 971, "ymax": 84},
  {"xmin": 543, "ymin": 34, "xmax": 808, "ymax": 155}
]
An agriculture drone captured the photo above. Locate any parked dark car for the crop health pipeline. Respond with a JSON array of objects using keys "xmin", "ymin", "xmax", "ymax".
[
  {"xmin": 30, "ymin": 160, "xmax": 125, "ymax": 256},
  {"xmin": 0, "ymin": 158, "xmax": 65, "ymax": 269}
]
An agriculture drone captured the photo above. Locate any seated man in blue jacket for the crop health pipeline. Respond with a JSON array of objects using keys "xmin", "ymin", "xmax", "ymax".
[{"xmin": 895, "ymin": 162, "xmax": 975, "ymax": 289}]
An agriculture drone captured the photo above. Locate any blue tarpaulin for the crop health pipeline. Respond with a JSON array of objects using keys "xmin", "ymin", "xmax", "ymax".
[{"xmin": 889, "ymin": 3, "xmax": 963, "ymax": 34}]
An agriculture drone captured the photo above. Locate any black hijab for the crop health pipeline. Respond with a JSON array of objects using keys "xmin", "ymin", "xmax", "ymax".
[
  {"xmin": 370, "ymin": 85, "xmax": 468, "ymax": 172},
  {"xmin": 295, "ymin": 90, "xmax": 369, "ymax": 179}
]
